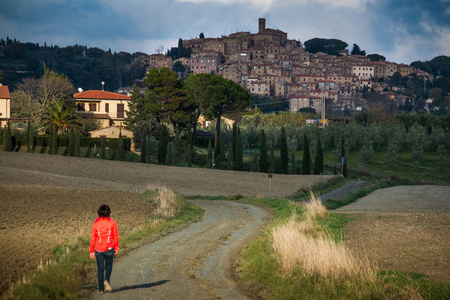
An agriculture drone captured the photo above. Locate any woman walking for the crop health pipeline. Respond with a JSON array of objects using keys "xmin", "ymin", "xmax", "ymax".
[{"xmin": 89, "ymin": 204, "xmax": 120, "ymax": 293}]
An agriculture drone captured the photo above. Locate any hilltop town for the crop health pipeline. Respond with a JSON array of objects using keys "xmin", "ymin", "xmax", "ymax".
[{"xmin": 138, "ymin": 18, "xmax": 429, "ymax": 114}]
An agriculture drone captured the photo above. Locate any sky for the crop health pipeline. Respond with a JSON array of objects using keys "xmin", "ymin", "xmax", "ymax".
[{"xmin": 0, "ymin": 0, "xmax": 449, "ymax": 64}]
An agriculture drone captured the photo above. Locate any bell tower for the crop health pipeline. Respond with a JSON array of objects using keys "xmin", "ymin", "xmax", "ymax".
[{"xmin": 258, "ymin": 18, "xmax": 266, "ymax": 33}]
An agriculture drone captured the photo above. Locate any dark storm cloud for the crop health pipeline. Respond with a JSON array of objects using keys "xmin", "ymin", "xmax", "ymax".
[
  {"xmin": 0, "ymin": 0, "xmax": 448, "ymax": 62},
  {"xmin": 367, "ymin": 0, "xmax": 450, "ymax": 53}
]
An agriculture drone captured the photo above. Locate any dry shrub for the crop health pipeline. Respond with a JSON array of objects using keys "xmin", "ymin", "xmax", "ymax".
[{"xmin": 152, "ymin": 186, "xmax": 180, "ymax": 219}]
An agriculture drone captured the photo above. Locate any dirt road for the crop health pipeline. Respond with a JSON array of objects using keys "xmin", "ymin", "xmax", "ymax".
[
  {"xmin": 320, "ymin": 180, "xmax": 370, "ymax": 201},
  {"xmin": 90, "ymin": 200, "xmax": 270, "ymax": 300}
]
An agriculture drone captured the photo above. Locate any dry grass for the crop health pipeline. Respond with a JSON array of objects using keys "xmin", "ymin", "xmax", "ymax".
[
  {"xmin": 271, "ymin": 194, "xmax": 377, "ymax": 283},
  {"xmin": 152, "ymin": 186, "xmax": 181, "ymax": 219},
  {"xmin": 302, "ymin": 192, "xmax": 328, "ymax": 220}
]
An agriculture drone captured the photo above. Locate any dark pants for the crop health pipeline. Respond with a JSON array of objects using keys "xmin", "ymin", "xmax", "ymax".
[{"xmin": 95, "ymin": 248, "xmax": 114, "ymax": 291}]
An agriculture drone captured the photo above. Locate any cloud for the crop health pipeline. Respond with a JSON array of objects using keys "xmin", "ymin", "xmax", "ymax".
[{"xmin": 0, "ymin": 0, "xmax": 448, "ymax": 63}]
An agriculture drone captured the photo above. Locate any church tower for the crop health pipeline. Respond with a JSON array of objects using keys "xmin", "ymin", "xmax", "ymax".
[{"xmin": 258, "ymin": 18, "xmax": 266, "ymax": 33}]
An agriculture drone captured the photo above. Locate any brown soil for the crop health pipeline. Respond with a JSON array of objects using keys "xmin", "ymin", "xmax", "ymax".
[
  {"xmin": 0, "ymin": 185, "xmax": 153, "ymax": 296},
  {"xmin": 338, "ymin": 186, "xmax": 450, "ymax": 284},
  {"xmin": 344, "ymin": 213, "xmax": 450, "ymax": 284}
]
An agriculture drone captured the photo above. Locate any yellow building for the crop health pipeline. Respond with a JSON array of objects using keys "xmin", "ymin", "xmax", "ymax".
[
  {"xmin": 0, "ymin": 85, "xmax": 11, "ymax": 128},
  {"xmin": 74, "ymin": 90, "xmax": 130, "ymax": 128}
]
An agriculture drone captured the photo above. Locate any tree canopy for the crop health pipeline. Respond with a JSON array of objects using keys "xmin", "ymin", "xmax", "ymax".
[
  {"xmin": 350, "ymin": 43, "xmax": 366, "ymax": 56},
  {"xmin": 143, "ymin": 67, "xmax": 192, "ymax": 129},
  {"xmin": 304, "ymin": 38, "xmax": 348, "ymax": 55},
  {"xmin": 367, "ymin": 53, "xmax": 386, "ymax": 61}
]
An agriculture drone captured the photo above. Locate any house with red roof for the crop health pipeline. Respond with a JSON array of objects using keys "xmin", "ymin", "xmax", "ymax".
[
  {"xmin": 73, "ymin": 90, "xmax": 130, "ymax": 128},
  {"xmin": 0, "ymin": 85, "xmax": 11, "ymax": 128}
]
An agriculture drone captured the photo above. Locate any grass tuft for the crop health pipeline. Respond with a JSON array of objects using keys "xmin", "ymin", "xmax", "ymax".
[{"xmin": 151, "ymin": 186, "xmax": 180, "ymax": 219}]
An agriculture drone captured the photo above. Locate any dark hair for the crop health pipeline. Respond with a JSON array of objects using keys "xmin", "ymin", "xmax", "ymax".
[{"xmin": 97, "ymin": 204, "xmax": 111, "ymax": 218}]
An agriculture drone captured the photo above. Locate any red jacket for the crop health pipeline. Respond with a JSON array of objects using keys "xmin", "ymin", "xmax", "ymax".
[{"xmin": 89, "ymin": 217, "xmax": 119, "ymax": 253}]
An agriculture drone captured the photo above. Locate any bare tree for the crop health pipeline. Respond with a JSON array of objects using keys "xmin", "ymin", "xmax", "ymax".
[
  {"xmin": 11, "ymin": 77, "xmax": 41, "ymax": 121},
  {"xmin": 11, "ymin": 65, "xmax": 74, "ymax": 121},
  {"xmin": 39, "ymin": 64, "xmax": 74, "ymax": 107},
  {"xmin": 155, "ymin": 45, "xmax": 164, "ymax": 54}
]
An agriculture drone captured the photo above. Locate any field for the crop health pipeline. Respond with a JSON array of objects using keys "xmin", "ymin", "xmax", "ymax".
[
  {"xmin": 1, "ymin": 150, "xmax": 449, "ymax": 298},
  {"xmin": 0, "ymin": 151, "xmax": 328, "ymax": 297},
  {"xmin": 0, "ymin": 185, "xmax": 153, "ymax": 295},
  {"xmin": 338, "ymin": 186, "xmax": 450, "ymax": 284}
]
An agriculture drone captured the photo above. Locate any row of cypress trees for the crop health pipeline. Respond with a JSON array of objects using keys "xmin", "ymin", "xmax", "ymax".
[
  {"xmin": 260, "ymin": 128, "xmax": 328, "ymax": 175},
  {"xmin": 2, "ymin": 120, "xmax": 127, "ymax": 162}
]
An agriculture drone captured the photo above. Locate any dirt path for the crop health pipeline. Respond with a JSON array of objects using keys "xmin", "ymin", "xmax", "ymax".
[
  {"xmin": 336, "ymin": 185, "xmax": 450, "ymax": 213},
  {"xmin": 90, "ymin": 200, "xmax": 270, "ymax": 300},
  {"xmin": 320, "ymin": 180, "xmax": 370, "ymax": 201}
]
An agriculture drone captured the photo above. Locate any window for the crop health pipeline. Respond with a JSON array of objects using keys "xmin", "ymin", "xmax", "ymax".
[
  {"xmin": 89, "ymin": 103, "xmax": 96, "ymax": 111},
  {"xmin": 117, "ymin": 104, "xmax": 124, "ymax": 118},
  {"xmin": 105, "ymin": 103, "xmax": 109, "ymax": 113},
  {"xmin": 77, "ymin": 103, "xmax": 85, "ymax": 111}
]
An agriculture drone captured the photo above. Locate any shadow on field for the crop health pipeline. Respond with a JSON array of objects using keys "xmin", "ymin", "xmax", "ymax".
[{"xmin": 112, "ymin": 280, "xmax": 170, "ymax": 293}]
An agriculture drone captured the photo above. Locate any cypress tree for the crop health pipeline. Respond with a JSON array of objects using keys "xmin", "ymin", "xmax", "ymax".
[
  {"xmin": 229, "ymin": 138, "xmax": 235, "ymax": 168},
  {"xmin": 228, "ymin": 144, "xmax": 233, "ymax": 169},
  {"xmin": 214, "ymin": 137, "xmax": 221, "ymax": 165},
  {"xmin": 251, "ymin": 151, "xmax": 259, "ymax": 172},
  {"xmin": 165, "ymin": 142, "xmax": 173, "ymax": 166},
  {"xmin": 47, "ymin": 125, "xmax": 53, "ymax": 154},
  {"xmin": 269, "ymin": 144, "xmax": 275, "ymax": 173},
  {"xmin": 75, "ymin": 131, "xmax": 81, "ymax": 157},
  {"xmin": 68, "ymin": 128, "xmax": 75, "ymax": 156},
  {"xmin": 207, "ymin": 139, "xmax": 213, "ymax": 168},
  {"xmin": 235, "ymin": 126, "xmax": 243, "ymax": 171},
  {"xmin": 101, "ymin": 136, "xmax": 106, "ymax": 159},
  {"xmin": 51, "ymin": 124, "xmax": 58, "ymax": 155},
  {"xmin": 186, "ymin": 121, "xmax": 193, "ymax": 146},
  {"xmin": 187, "ymin": 143, "xmax": 192, "ymax": 167},
  {"xmin": 141, "ymin": 135, "xmax": 147, "ymax": 163},
  {"xmin": 231, "ymin": 123, "xmax": 237, "ymax": 163},
  {"xmin": 280, "ymin": 127, "xmax": 288, "ymax": 173},
  {"xmin": 220, "ymin": 137, "xmax": 226, "ymax": 166},
  {"xmin": 260, "ymin": 129, "xmax": 267, "ymax": 173},
  {"xmin": 302, "ymin": 134, "xmax": 311, "ymax": 174},
  {"xmin": 4, "ymin": 121, "xmax": 12, "ymax": 152},
  {"xmin": 290, "ymin": 152, "xmax": 296, "ymax": 174},
  {"xmin": 158, "ymin": 125, "xmax": 168, "ymax": 164},
  {"xmin": 26, "ymin": 118, "xmax": 32, "ymax": 153},
  {"xmin": 118, "ymin": 130, "xmax": 124, "ymax": 161},
  {"xmin": 341, "ymin": 137, "xmax": 347, "ymax": 178},
  {"xmin": 313, "ymin": 137, "xmax": 323, "ymax": 174},
  {"xmin": 146, "ymin": 136, "xmax": 152, "ymax": 163}
]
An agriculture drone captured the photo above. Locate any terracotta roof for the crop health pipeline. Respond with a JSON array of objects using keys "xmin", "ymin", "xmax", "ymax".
[
  {"xmin": 73, "ymin": 90, "xmax": 130, "ymax": 100},
  {"xmin": 0, "ymin": 86, "xmax": 11, "ymax": 99}
]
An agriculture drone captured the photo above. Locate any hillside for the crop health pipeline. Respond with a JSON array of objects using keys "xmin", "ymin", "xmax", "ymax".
[{"xmin": 0, "ymin": 40, "xmax": 147, "ymax": 92}]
